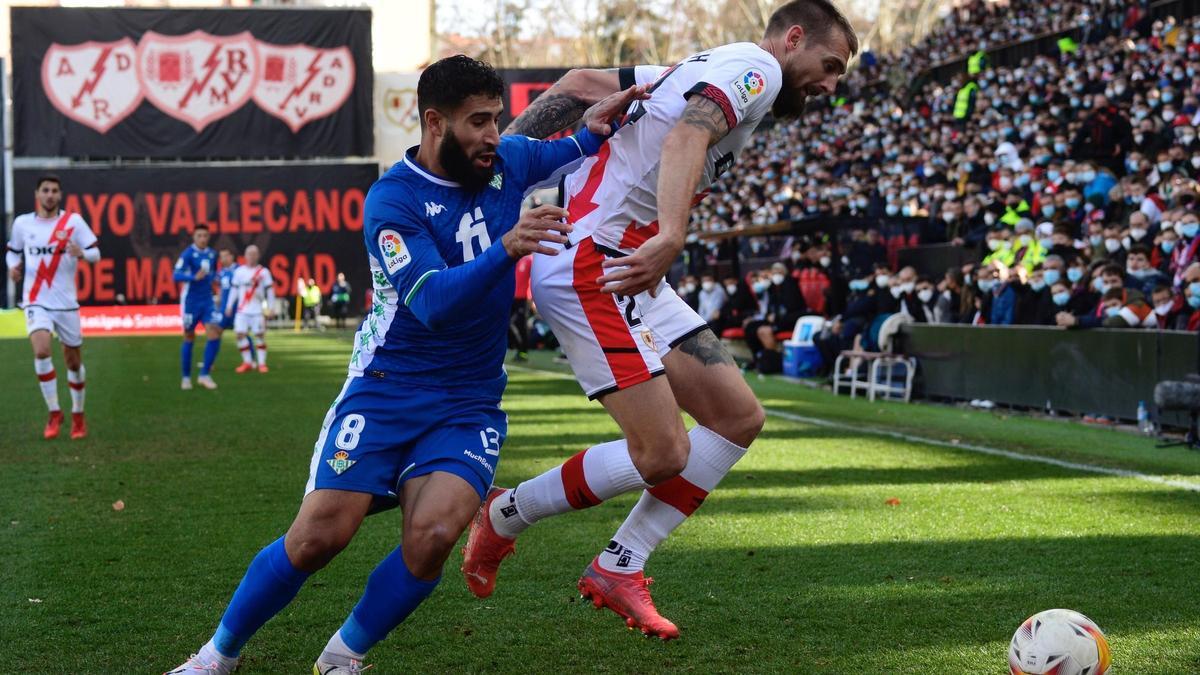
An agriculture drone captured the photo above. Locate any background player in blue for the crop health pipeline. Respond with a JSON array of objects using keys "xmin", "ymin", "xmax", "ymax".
[
  {"xmin": 173, "ymin": 224, "xmax": 220, "ymax": 391},
  {"xmin": 167, "ymin": 55, "xmax": 646, "ymax": 674}
]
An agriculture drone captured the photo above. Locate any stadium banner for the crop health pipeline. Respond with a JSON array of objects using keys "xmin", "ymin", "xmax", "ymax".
[
  {"xmin": 496, "ymin": 67, "xmax": 572, "ymax": 136},
  {"xmin": 80, "ymin": 304, "xmax": 183, "ymax": 335},
  {"xmin": 11, "ymin": 6, "xmax": 373, "ymax": 159},
  {"xmin": 375, "ymin": 72, "xmax": 421, "ymax": 167},
  {"xmin": 13, "ymin": 162, "xmax": 379, "ymax": 307}
]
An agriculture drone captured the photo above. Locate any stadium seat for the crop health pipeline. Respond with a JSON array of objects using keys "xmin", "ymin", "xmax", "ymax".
[{"xmin": 721, "ymin": 327, "xmax": 745, "ymax": 339}]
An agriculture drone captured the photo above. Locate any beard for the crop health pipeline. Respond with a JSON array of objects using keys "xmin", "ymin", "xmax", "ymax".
[
  {"xmin": 438, "ymin": 129, "xmax": 495, "ymax": 192},
  {"xmin": 772, "ymin": 93, "xmax": 807, "ymax": 120}
]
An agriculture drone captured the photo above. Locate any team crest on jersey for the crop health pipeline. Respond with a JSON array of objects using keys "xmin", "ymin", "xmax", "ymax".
[
  {"xmin": 377, "ymin": 229, "xmax": 411, "ymax": 274},
  {"xmin": 641, "ymin": 330, "xmax": 656, "ymax": 352},
  {"xmin": 732, "ymin": 69, "xmax": 766, "ymax": 104},
  {"xmin": 489, "ymin": 172, "xmax": 503, "ymax": 191},
  {"xmin": 326, "ymin": 450, "xmax": 356, "ymax": 475}
]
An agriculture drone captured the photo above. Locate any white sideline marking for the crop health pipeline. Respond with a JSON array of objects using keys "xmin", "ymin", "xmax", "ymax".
[{"xmin": 506, "ymin": 364, "xmax": 1200, "ymax": 493}]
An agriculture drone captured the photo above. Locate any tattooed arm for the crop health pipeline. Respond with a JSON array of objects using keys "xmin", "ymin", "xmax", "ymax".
[{"xmin": 503, "ymin": 68, "xmax": 621, "ymax": 138}]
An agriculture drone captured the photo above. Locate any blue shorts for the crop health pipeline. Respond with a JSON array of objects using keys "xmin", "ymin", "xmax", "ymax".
[
  {"xmin": 305, "ymin": 374, "xmax": 507, "ymax": 505},
  {"xmin": 182, "ymin": 302, "xmax": 223, "ymax": 333}
]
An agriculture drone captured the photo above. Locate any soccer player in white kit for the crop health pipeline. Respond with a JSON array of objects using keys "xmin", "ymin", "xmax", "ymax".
[
  {"xmin": 5, "ymin": 174, "xmax": 100, "ymax": 440},
  {"xmin": 225, "ymin": 244, "xmax": 275, "ymax": 373},
  {"xmin": 462, "ymin": 0, "xmax": 856, "ymax": 639}
]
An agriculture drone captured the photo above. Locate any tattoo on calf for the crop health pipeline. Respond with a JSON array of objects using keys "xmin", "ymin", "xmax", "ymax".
[
  {"xmin": 505, "ymin": 93, "xmax": 588, "ymax": 139},
  {"xmin": 678, "ymin": 330, "xmax": 735, "ymax": 366}
]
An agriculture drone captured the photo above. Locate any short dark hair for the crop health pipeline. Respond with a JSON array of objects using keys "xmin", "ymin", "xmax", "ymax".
[
  {"xmin": 766, "ymin": 0, "xmax": 859, "ymax": 56},
  {"xmin": 1102, "ymin": 264, "xmax": 1124, "ymax": 278},
  {"xmin": 1103, "ymin": 288, "xmax": 1126, "ymax": 301},
  {"xmin": 1152, "ymin": 285, "xmax": 1172, "ymax": 296},
  {"xmin": 417, "ymin": 55, "xmax": 505, "ymax": 128},
  {"xmin": 35, "ymin": 174, "xmax": 61, "ymax": 190},
  {"xmin": 194, "ymin": 223, "xmax": 209, "ymax": 232},
  {"xmin": 1129, "ymin": 244, "xmax": 1151, "ymax": 257}
]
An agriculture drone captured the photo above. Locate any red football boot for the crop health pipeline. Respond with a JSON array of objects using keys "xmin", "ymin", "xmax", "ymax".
[
  {"xmin": 460, "ymin": 487, "xmax": 516, "ymax": 598},
  {"xmin": 44, "ymin": 410, "xmax": 64, "ymax": 440},
  {"xmin": 578, "ymin": 558, "xmax": 680, "ymax": 640},
  {"xmin": 70, "ymin": 413, "xmax": 87, "ymax": 440},
  {"xmin": 257, "ymin": 364, "xmax": 269, "ymax": 373},
  {"xmin": 235, "ymin": 363, "xmax": 254, "ymax": 374}
]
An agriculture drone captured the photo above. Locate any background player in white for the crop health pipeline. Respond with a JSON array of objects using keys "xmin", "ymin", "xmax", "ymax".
[
  {"xmin": 226, "ymin": 244, "xmax": 275, "ymax": 373},
  {"xmin": 463, "ymin": 0, "xmax": 856, "ymax": 639},
  {"xmin": 5, "ymin": 174, "xmax": 100, "ymax": 440}
]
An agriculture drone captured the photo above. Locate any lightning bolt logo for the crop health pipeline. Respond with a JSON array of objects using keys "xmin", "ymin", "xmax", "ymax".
[
  {"xmin": 278, "ymin": 52, "xmax": 323, "ymax": 112},
  {"xmin": 178, "ymin": 44, "xmax": 223, "ymax": 110},
  {"xmin": 70, "ymin": 46, "xmax": 111, "ymax": 110},
  {"xmin": 29, "ymin": 217, "xmax": 74, "ymax": 305}
]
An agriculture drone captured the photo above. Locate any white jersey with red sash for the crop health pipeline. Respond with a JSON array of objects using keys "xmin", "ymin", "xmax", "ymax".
[
  {"xmin": 6, "ymin": 211, "xmax": 97, "ymax": 310},
  {"xmin": 227, "ymin": 264, "xmax": 275, "ymax": 316}
]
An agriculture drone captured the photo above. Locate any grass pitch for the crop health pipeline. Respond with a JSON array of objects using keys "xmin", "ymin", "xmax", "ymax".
[{"xmin": 2, "ymin": 331, "xmax": 1199, "ymax": 673}]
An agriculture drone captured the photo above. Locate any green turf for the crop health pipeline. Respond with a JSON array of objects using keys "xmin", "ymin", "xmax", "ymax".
[{"xmin": 2, "ymin": 332, "xmax": 1199, "ymax": 672}]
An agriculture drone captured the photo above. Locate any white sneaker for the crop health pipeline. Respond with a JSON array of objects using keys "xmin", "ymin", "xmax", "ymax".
[
  {"xmin": 197, "ymin": 375, "xmax": 218, "ymax": 390},
  {"xmin": 164, "ymin": 652, "xmax": 238, "ymax": 674},
  {"xmin": 312, "ymin": 657, "xmax": 372, "ymax": 674},
  {"xmin": 181, "ymin": 377, "xmax": 193, "ymax": 391}
]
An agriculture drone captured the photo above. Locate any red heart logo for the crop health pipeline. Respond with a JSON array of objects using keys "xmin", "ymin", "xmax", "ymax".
[
  {"xmin": 40, "ymin": 38, "xmax": 142, "ymax": 134},
  {"xmin": 252, "ymin": 43, "xmax": 355, "ymax": 133},
  {"xmin": 136, "ymin": 30, "xmax": 259, "ymax": 132}
]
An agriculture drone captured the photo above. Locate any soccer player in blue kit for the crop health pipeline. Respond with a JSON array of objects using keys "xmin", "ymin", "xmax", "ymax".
[
  {"xmin": 174, "ymin": 224, "xmax": 221, "ymax": 391},
  {"xmin": 167, "ymin": 55, "xmax": 645, "ymax": 674}
]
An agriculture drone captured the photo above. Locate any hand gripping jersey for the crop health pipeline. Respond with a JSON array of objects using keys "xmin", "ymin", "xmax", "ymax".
[
  {"xmin": 5, "ymin": 212, "xmax": 98, "ymax": 310},
  {"xmin": 227, "ymin": 264, "xmax": 275, "ymax": 316},
  {"xmin": 563, "ymin": 42, "xmax": 783, "ymax": 252},
  {"xmin": 174, "ymin": 244, "xmax": 218, "ymax": 310}
]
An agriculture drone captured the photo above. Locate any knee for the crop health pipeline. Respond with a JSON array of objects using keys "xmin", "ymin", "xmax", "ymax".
[
  {"xmin": 286, "ymin": 523, "xmax": 355, "ymax": 572},
  {"xmin": 630, "ymin": 431, "xmax": 690, "ymax": 485},
  {"xmin": 700, "ymin": 395, "xmax": 765, "ymax": 449},
  {"xmin": 402, "ymin": 517, "xmax": 461, "ymax": 578}
]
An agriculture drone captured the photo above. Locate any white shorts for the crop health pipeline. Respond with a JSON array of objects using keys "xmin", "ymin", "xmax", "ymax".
[
  {"xmin": 531, "ymin": 236, "xmax": 708, "ymax": 399},
  {"xmin": 25, "ymin": 306, "xmax": 82, "ymax": 347},
  {"xmin": 234, "ymin": 313, "xmax": 265, "ymax": 335}
]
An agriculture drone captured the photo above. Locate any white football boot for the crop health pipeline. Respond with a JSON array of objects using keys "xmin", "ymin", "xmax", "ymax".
[
  {"xmin": 312, "ymin": 657, "xmax": 372, "ymax": 674},
  {"xmin": 197, "ymin": 375, "xmax": 218, "ymax": 390},
  {"xmin": 164, "ymin": 651, "xmax": 238, "ymax": 674},
  {"xmin": 181, "ymin": 377, "xmax": 193, "ymax": 391}
]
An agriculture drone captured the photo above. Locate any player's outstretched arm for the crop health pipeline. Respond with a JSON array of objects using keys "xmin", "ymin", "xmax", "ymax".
[
  {"xmin": 598, "ymin": 95, "xmax": 731, "ymax": 297},
  {"xmin": 504, "ymin": 68, "xmax": 621, "ymax": 138}
]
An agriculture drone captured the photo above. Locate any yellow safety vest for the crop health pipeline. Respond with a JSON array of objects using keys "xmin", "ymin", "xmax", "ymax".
[
  {"xmin": 967, "ymin": 50, "xmax": 987, "ymax": 75},
  {"xmin": 954, "ymin": 82, "xmax": 978, "ymax": 119},
  {"xmin": 1000, "ymin": 200, "xmax": 1030, "ymax": 226}
]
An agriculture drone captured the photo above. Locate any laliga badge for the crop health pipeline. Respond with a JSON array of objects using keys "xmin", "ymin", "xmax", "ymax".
[{"xmin": 327, "ymin": 450, "xmax": 356, "ymax": 475}]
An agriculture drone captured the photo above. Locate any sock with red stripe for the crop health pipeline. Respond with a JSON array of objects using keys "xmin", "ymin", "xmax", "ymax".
[
  {"xmin": 34, "ymin": 357, "xmax": 60, "ymax": 412},
  {"xmin": 491, "ymin": 438, "xmax": 647, "ymax": 538},
  {"xmin": 597, "ymin": 426, "xmax": 747, "ymax": 574},
  {"xmin": 67, "ymin": 365, "xmax": 85, "ymax": 413},
  {"xmin": 181, "ymin": 340, "xmax": 194, "ymax": 378},
  {"xmin": 254, "ymin": 336, "xmax": 267, "ymax": 367},
  {"xmin": 238, "ymin": 337, "xmax": 253, "ymax": 365}
]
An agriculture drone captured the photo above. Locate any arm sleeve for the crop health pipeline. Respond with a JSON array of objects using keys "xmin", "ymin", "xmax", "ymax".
[
  {"xmin": 264, "ymin": 276, "xmax": 276, "ymax": 307},
  {"xmin": 173, "ymin": 252, "xmax": 194, "ymax": 282},
  {"xmin": 73, "ymin": 216, "xmax": 100, "ymax": 263},
  {"xmin": 682, "ymin": 47, "xmax": 780, "ymax": 131},
  {"xmin": 406, "ymin": 243, "xmax": 517, "ymax": 331},
  {"xmin": 5, "ymin": 220, "xmax": 21, "ymax": 269},
  {"xmin": 503, "ymin": 133, "xmax": 599, "ymax": 190},
  {"xmin": 225, "ymin": 280, "xmax": 238, "ymax": 313}
]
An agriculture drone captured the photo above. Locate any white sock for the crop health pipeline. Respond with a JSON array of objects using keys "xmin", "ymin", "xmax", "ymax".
[
  {"xmin": 238, "ymin": 336, "xmax": 252, "ymax": 365},
  {"xmin": 320, "ymin": 629, "xmax": 366, "ymax": 665},
  {"xmin": 254, "ymin": 336, "xmax": 267, "ymax": 367},
  {"xmin": 67, "ymin": 365, "xmax": 85, "ymax": 413},
  {"xmin": 34, "ymin": 357, "xmax": 60, "ymax": 412},
  {"xmin": 492, "ymin": 438, "xmax": 648, "ymax": 538},
  {"xmin": 199, "ymin": 639, "xmax": 239, "ymax": 669},
  {"xmin": 597, "ymin": 426, "xmax": 747, "ymax": 574}
]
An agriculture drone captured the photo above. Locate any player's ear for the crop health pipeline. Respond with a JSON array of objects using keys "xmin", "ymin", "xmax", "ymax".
[
  {"xmin": 423, "ymin": 107, "xmax": 447, "ymax": 137},
  {"xmin": 787, "ymin": 24, "xmax": 806, "ymax": 52}
]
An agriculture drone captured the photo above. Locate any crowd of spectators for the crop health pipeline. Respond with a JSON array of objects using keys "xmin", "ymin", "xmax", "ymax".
[{"xmin": 674, "ymin": 2, "xmax": 1200, "ymax": 370}]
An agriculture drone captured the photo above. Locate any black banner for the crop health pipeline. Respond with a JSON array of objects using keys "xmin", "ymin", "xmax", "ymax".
[
  {"xmin": 12, "ymin": 163, "xmax": 380, "ymax": 307},
  {"xmin": 498, "ymin": 68, "xmax": 571, "ymax": 135},
  {"xmin": 12, "ymin": 7, "xmax": 373, "ymax": 159}
]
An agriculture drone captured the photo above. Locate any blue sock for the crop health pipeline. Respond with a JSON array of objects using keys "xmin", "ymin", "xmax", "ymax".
[
  {"xmin": 200, "ymin": 339, "xmax": 221, "ymax": 376},
  {"xmin": 181, "ymin": 341, "xmax": 194, "ymax": 378},
  {"xmin": 212, "ymin": 536, "xmax": 309, "ymax": 658},
  {"xmin": 337, "ymin": 546, "xmax": 440, "ymax": 655}
]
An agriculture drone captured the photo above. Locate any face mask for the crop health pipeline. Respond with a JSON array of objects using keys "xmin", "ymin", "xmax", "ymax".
[
  {"xmin": 1090, "ymin": 234, "xmax": 1104, "ymax": 246},
  {"xmin": 1066, "ymin": 197, "xmax": 1081, "ymax": 209},
  {"xmin": 913, "ymin": 288, "xmax": 933, "ymax": 304},
  {"xmin": 890, "ymin": 285, "xmax": 904, "ymax": 298},
  {"xmin": 1190, "ymin": 282, "xmax": 1200, "ymax": 297},
  {"xmin": 1105, "ymin": 306, "xmax": 1122, "ymax": 317},
  {"xmin": 753, "ymin": 280, "xmax": 770, "ymax": 294},
  {"xmin": 885, "ymin": 204, "xmax": 899, "ymax": 216},
  {"xmin": 849, "ymin": 279, "xmax": 869, "ymax": 292},
  {"xmin": 942, "ymin": 211, "xmax": 956, "ymax": 223},
  {"xmin": 1131, "ymin": 228, "xmax": 1148, "ymax": 241},
  {"xmin": 819, "ymin": 256, "xmax": 831, "ymax": 268},
  {"xmin": 1031, "ymin": 279, "xmax": 1047, "ymax": 292},
  {"xmin": 984, "ymin": 212, "xmax": 996, "ymax": 226},
  {"xmin": 1164, "ymin": 239, "xmax": 1178, "ymax": 253},
  {"xmin": 1160, "ymin": 161, "xmax": 1175, "ymax": 173},
  {"xmin": 1042, "ymin": 269, "xmax": 1061, "ymax": 286},
  {"xmin": 1048, "ymin": 170, "xmax": 1061, "ymax": 182},
  {"xmin": 1053, "ymin": 291, "xmax": 1071, "ymax": 306},
  {"xmin": 978, "ymin": 279, "xmax": 996, "ymax": 293},
  {"xmin": 1041, "ymin": 204, "xmax": 1055, "ymax": 217},
  {"xmin": 1127, "ymin": 158, "xmax": 1140, "ymax": 173},
  {"xmin": 1078, "ymin": 171, "xmax": 1096, "ymax": 183},
  {"xmin": 1184, "ymin": 223, "xmax": 1200, "ymax": 238},
  {"xmin": 1105, "ymin": 238, "xmax": 1122, "ymax": 253},
  {"xmin": 725, "ymin": 283, "xmax": 738, "ymax": 295},
  {"xmin": 987, "ymin": 239, "xmax": 1004, "ymax": 251},
  {"xmin": 1190, "ymin": 295, "xmax": 1200, "ymax": 309},
  {"xmin": 1184, "ymin": 136, "xmax": 1196, "ymax": 145},
  {"xmin": 1068, "ymin": 267, "xmax": 1085, "ymax": 283},
  {"xmin": 771, "ymin": 273, "xmax": 786, "ymax": 286},
  {"xmin": 701, "ymin": 281, "xmax": 714, "ymax": 292},
  {"xmin": 876, "ymin": 274, "xmax": 891, "ymax": 288},
  {"xmin": 1094, "ymin": 278, "xmax": 1109, "ymax": 294},
  {"xmin": 1156, "ymin": 301, "xmax": 1174, "ymax": 316},
  {"xmin": 1054, "ymin": 142, "xmax": 1068, "ymax": 154},
  {"xmin": 684, "ymin": 283, "xmax": 697, "ymax": 294},
  {"xmin": 998, "ymin": 178, "xmax": 1013, "ymax": 191},
  {"xmin": 1018, "ymin": 234, "xmax": 1033, "ymax": 246}
]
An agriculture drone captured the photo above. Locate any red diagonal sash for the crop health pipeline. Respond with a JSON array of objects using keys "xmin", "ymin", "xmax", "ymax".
[
  {"xmin": 29, "ymin": 212, "xmax": 75, "ymax": 304},
  {"xmin": 240, "ymin": 266, "xmax": 263, "ymax": 307}
]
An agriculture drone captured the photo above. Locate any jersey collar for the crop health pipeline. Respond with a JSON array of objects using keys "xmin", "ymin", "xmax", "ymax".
[{"xmin": 403, "ymin": 146, "xmax": 461, "ymax": 187}]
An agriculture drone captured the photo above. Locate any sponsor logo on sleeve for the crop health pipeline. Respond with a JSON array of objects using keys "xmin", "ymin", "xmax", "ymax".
[
  {"xmin": 731, "ymin": 69, "xmax": 766, "ymax": 104},
  {"xmin": 378, "ymin": 229, "xmax": 411, "ymax": 274}
]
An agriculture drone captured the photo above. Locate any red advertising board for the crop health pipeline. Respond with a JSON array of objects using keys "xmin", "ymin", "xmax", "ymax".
[{"xmin": 79, "ymin": 304, "xmax": 183, "ymax": 335}]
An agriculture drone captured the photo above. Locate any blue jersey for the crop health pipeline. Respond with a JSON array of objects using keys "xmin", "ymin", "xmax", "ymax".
[
  {"xmin": 174, "ymin": 244, "xmax": 218, "ymax": 308},
  {"xmin": 349, "ymin": 134, "xmax": 593, "ymax": 396},
  {"xmin": 217, "ymin": 263, "xmax": 239, "ymax": 314}
]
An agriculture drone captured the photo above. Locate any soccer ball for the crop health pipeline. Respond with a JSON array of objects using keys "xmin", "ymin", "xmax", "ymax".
[{"xmin": 1008, "ymin": 609, "xmax": 1111, "ymax": 675}]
